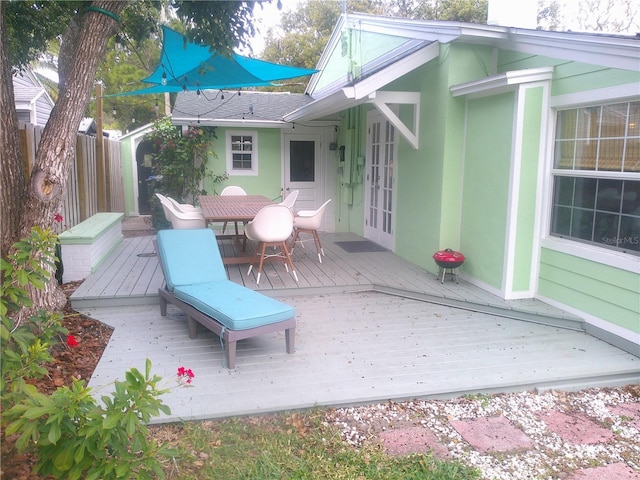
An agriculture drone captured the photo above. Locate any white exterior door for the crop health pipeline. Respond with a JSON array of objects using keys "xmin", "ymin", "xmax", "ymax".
[
  {"xmin": 364, "ymin": 111, "xmax": 396, "ymax": 250},
  {"xmin": 284, "ymin": 133, "xmax": 322, "ymax": 212}
]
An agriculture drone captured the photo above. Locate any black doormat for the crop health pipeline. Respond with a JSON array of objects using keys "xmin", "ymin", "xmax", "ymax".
[{"xmin": 335, "ymin": 240, "xmax": 388, "ymax": 253}]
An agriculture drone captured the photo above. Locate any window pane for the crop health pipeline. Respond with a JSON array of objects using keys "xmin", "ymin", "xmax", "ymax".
[
  {"xmin": 574, "ymin": 140, "xmax": 597, "ymax": 170},
  {"xmin": 289, "ymin": 140, "xmax": 315, "ymax": 182},
  {"xmin": 619, "ymin": 215, "xmax": 640, "ymax": 252},
  {"xmin": 556, "ymin": 109, "xmax": 577, "ymax": 140},
  {"xmin": 574, "ymin": 177, "xmax": 597, "ymax": 209},
  {"xmin": 600, "ymin": 103, "xmax": 627, "ymax": 138},
  {"xmin": 571, "ymin": 209, "xmax": 594, "ymax": 241},
  {"xmin": 232, "ymin": 153, "xmax": 252, "ymax": 170},
  {"xmin": 577, "ymin": 106, "xmax": 599, "ymax": 139},
  {"xmin": 597, "ymin": 139, "xmax": 624, "ymax": 171},
  {"xmin": 551, "ymin": 205, "xmax": 572, "ymax": 236},
  {"xmin": 624, "ymin": 137, "xmax": 640, "ymax": 172},
  {"xmin": 594, "ymin": 212, "xmax": 620, "ymax": 245},
  {"xmin": 596, "ymin": 179, "xmax": 622, "ymax": 213},
  {"xmin": 622, "ymin": 180, "xmax": 640, "ymax": 215},
  {"xmin": 554, "ymin": 176, "xmax": 575, "ymax": 206}
]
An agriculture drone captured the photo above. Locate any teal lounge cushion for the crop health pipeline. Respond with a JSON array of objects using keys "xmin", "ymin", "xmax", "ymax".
[
  {"xmin": 157, "ymin": 229, "xmax": 227, "ymax": 289},
  {"xmin": 174, "ymin": 281, "xmax": 295, "ymax": 330}
]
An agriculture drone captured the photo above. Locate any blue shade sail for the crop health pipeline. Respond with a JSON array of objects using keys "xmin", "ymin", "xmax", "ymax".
[{"xmin": 110, "ymin": 25, "xmax": 317, "ymax": 96}]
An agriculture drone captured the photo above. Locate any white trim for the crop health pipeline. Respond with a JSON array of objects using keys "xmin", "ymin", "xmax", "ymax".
[
  {"xmin": 536, "ymin": 293, "xmax": 640, "ymax": 346},
  {"xmin": 366, "ymin": 91, "xmax": 421, "ymax": 149},
  {"xmin": 225, "ymin": 130, "xmax": 259, "ymax": 176},
  {"xmin": 450, "ymin": 67, "xmax": 554, "ymax": 98},
  {"xmin": 288, "ymin": 43, "xmax": 438, "ymax": 123},
  {"xmin": 503, "ymin": 86, "xmax": 525, "ymax": 297},
  {"xmin": 342, "ymin": 43, "xmax": 440, "ymax": 101},
  {"xmin": 171, "ymin": 118, "xmax": 291, "ymax": 129},
  {"xmin": 549, "ymin": 83, "xmax": 640, "ymax": 108},
  {"xmin": 541, "ymin": 237, "xmax": 640, "ymax": 273},
  {"xmin": 530, "ymin": 80, "xmax": 551, "ymax": 296}
]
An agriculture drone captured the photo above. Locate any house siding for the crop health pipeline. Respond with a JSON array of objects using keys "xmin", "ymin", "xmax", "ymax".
[{"xmin": 539, "ymin": 248, "xmax": 640, "ymax": 334}]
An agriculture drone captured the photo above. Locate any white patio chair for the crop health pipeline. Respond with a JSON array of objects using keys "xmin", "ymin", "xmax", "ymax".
[
  {"xmin": 157, "ymin": 194, "xmax": 206, "ymax": 229},
  {"xmin": 166, "ymin": 196, "xmax": 202, "ymax": 214},
  {"xmin": 279, "ymin": 190, "xmax": 299, "ymax": 212},
  {"xmin": 290, "ymin": 199, "xmax": 332, "ymax": 263},
  {"xmin": 245, "ymin": 204, "xmax": 298, "ymax": 285},
  {"xmin": 220, "ymin": 185, "xmax": 247, "ymax": 235}
]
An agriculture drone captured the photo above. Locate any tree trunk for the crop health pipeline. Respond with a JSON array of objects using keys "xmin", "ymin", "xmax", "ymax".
[
  {"xmin": 15, "ymin": 1, "xmax": 126, "ymax": 312},
  {"xmin": 0, "ymin": 3, "xmax": 26, "ymax": 260}
]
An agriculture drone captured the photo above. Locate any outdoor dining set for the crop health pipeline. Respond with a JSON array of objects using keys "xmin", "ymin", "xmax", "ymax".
[{"xmin": 156, "ymin": 188, "xmax": 332, "ymax": 285}]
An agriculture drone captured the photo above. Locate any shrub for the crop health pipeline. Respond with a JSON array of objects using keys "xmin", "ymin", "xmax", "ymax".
[{"xmin": 1, "ymin": 227, "xmax": 175, "ymax": 479}]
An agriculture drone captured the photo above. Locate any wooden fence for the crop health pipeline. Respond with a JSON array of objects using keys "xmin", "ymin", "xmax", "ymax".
[{"xmin": 18, "ymin": 122, "xmax": 124, "ymax": 229}]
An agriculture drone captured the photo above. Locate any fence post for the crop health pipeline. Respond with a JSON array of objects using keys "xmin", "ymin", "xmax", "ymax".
[{"xmin": 95, "ymin": 82, "xmax": 108, "ymax": 212}]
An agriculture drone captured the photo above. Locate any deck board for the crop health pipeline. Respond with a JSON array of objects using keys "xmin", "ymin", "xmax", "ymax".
[
  {"xmin": 84, "ymin": 292, "xmax": 639, "ymax": 423},
  {"xmin": 71, "ymin": 231, "xmax": 639, "ymax": 424}
]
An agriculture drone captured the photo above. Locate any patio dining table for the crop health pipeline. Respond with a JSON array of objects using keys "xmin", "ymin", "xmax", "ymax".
[{"xmin": 199, "ymin": 194, "xmax": 274, "ymax": 264}]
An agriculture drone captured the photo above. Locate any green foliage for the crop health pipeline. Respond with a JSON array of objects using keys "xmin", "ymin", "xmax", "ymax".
[
  {"xmin": 1, "ymin": 227, "xmax": 67, "ymax": 409},
  {"xmin": 1, "ymin": 230, "xmax": 174, "ymax": 479},
  {"xmin": 144, "ymin": 116, "xmax": 227, "ymax": 204},
  {"xmin": 262, "ymin": 0, "xmax": 383, "ymax": 91},
  {"xmin": 1, "ymin": 226, "xmax": 57, "ymax": 316},
  {"xmin": 3, "ymin": 1, "xmax": 82, "ymax": 70},
  {"xmin": 4, "ymin": 359, "xmax": 174, "ymax": 480},
  {"xmin": 168, "ymin": 411, "xmax": 481, "ymax": 479}
]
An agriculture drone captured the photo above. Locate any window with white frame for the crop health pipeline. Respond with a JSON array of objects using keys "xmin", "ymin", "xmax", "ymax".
[
  {"xmin": 226, "ymin": 130, "xmax": 258, "ymax": 175},
  {"xmin": 550, "ymin": 101, "xmax": 640, "ymax": 255}
]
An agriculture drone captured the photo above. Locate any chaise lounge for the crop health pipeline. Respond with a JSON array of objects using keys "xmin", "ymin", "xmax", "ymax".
[{"xmin": 155, "ymin": 228, "xmax": 296, "ymax": 368}]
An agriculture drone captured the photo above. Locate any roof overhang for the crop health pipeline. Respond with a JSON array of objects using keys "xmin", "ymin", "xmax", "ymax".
[
  {"xmin": 450, "ymin": 66, "xmax": 555, "ymax": 98},
  {"xmin": 171, "ymin": 117, "xmax": 291, "ymax": 128},
  {"xmin": 285, "ymin": 42, "xmax": 439, "ymax": 149}
]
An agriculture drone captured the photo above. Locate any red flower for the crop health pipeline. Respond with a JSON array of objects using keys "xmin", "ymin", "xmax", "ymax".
[
  {"xmin": 177, "ymin": 366, "xmax": 195, "ymax": 384},
  {"xmin": 67, "ymin": 335, "xmax": 79, "ymax": 347},
  {"xmin": 54, "ymin": 213, "xmax": 64, "ymax": 224}
]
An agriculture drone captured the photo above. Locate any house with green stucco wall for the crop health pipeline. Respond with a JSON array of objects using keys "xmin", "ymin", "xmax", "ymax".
[
  {"xmin": 285, "ymin": 13, "xmax": 639, "ymax": 355},
  {"xmin": 125, "ymin": 14, "xmax": 638, "ymax": 356}
]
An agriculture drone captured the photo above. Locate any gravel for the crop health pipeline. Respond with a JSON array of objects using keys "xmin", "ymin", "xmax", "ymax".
[{"xmin": 323, "ymin": 385, "xmax": 640, "ymax": 480}]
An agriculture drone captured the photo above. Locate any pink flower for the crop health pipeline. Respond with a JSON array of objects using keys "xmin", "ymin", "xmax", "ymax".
[
  {"xmin": 67, "ymin": 335, "xmax": 79, "ymax": 347},
  {"xmin": 177, "ymin": 366, "xmax": 195, "ymax": 385},
  {"xmin": 54, "ymin": 213, "xmax": 64, "ymax": 224}
]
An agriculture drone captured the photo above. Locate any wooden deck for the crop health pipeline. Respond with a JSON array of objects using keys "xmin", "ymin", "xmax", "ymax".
[{"xmin": 73, "ymin": 232, "xmax": 640, "ymax": 423}]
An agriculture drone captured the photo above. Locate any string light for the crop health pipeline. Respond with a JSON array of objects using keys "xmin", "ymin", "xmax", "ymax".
[{"xmin": 161, "ymin": 71, "xmax": 167, "ymax": 86}]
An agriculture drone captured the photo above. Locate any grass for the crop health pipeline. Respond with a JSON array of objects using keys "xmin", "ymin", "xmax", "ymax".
[{"xmin": 155, "ymin": 410, "xmax": 481, "ymax": 480}]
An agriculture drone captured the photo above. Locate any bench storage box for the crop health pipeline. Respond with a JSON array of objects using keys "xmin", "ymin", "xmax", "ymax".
[{"xmin": 59, "ymin": 212, "xmax": 124, "ymax": 283}]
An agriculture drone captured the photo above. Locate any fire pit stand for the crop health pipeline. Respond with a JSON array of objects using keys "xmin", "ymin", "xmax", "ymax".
[{"xmin": 432, "ymin": 249, "xmax": 465, "ymax": 284}]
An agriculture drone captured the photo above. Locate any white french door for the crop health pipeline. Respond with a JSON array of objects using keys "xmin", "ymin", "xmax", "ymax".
[{"xmin": 364, "ymin": 111, "xmax": 396, "ymax": 250}]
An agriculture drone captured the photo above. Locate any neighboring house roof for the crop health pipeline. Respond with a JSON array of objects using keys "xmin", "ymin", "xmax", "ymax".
[
  {"xmin": 285, "ymin": 13, "xmax": 640, "ymax": 123},
  {"xmin": 172, "ymin": 90, "xmax": 313, "ymax": 127},
  {"xmin": 13, "ymin": 68, "xmax": 55, "ymax": 127},
  {"xmin": 79, "ymin": 117, "xmax": 97, "ymax": 135}
]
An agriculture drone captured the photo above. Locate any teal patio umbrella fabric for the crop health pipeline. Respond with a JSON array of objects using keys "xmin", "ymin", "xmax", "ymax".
[{"xmin": 109, "ymin": 26, "xmax": 316, "ymax": 96}]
